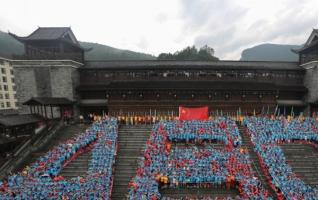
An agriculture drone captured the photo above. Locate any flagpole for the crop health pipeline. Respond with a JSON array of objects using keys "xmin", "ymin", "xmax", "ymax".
[{"xmin": 274, "ymin": 105, "xmax": 278, "ymax": 116}]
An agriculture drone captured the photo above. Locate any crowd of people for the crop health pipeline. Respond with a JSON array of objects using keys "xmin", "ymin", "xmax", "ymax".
[
  {"xmin": 0, "ymin": 118, "xmax": 118, "ymax": 199},
  {"xmin": 244, "ymin": 117, "xmax": 318, "ymax": 199},
  {"xmin": 116, "ymin": 114, "xmax": 178, "ymax": 125},
  {"xmin": 1, "ymin": 114, "xmax": 317, "ymax": 199},
  {"xmin": 114, "ymin": 113, "xmax": 244, "ymax": 126},
  {"xmin": 164, "ymin": 119, "xmax": 242, "ymax": 147},
  {"xmin": 128, "ymin": 118, "xmax": 271, "ymax": 199}
]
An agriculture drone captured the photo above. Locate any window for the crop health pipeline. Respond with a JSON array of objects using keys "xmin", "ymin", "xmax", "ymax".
[
  {"xmin": 0, "ymin": 85, "xmax": 2, "ymax": 90},
  {"xmin": 3, "ymin": 85, "xmax": 8, "ymax": 91},
  {"xmin": 2, "ymin": 77, "xmax": 7, "ymax": 83},
  {"xmin": 6, "ymin": 102, "xmax": 10, "ymax": 108},
  {"xmin": 5, "ymin": 93, "xmax": 9, "ymax": 99},
  {"xmin": 10, "ymin": 69, "xmax": 13, "ymax": 75},
  {"xmin": 0, "ymin": 103, "xmax": 4, "ymax": 108},
  {"xmin": 0, "ymin": 94, "xmax": 3, "ymax": 99},
  {"xmin": 1, "ymin": 68, "xmax": 5, "ymax": 74},
  {"xmin": 11, "ymin": 78, "xmax": 14, "ymax": 83}
]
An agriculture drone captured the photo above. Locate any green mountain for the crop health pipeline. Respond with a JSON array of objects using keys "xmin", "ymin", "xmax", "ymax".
[
  {"xmin": 0, "ymin": 30, "xmax": 155, "ymax": 60},
  {"xmin": 80, "ymin": 42, "xmax": 155, "ymax": 60},
  {"xmin": 240, "ymin": 43, "xmax": 301, "ymax": 62},
  {"xmin": 0, "ymin": 30, "xmax": 24, "ymax": 58}
]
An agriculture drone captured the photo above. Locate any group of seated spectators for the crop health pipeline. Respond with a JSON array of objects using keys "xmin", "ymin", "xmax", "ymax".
[
  {"xmin": 128, "ymin": 117, "xmax": 270, "ymax": 200},
  {"xmin": 244, "ymin": 116, "xmax": 318, "ymax": 199},
  {"xmin": 0, "ymin": 118, "xmax": 118, "ymax": 199},
  {"xmin": 165, "ymin": 120, "xmax": 242, "ymax": 147},
  {"xmin": 117, "ymin": 114, "xmax": 178, "ymax": 125}
]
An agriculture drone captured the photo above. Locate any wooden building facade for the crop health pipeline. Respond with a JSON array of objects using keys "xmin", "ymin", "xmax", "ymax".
[
  {"xmin": 78, "ymin": 60, "xmax": 306, "ymax": 115},
  {"xmin": 8, "ymin": 27, "xmax": 318, "ymax": 116}
]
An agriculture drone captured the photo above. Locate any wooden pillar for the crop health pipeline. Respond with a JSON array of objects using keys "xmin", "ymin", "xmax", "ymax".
[
  {"xmin": 44, "ymin": 106, "xmax": 48, "ymax": 119},
  {"xmin": 32, "ymin": 124, "xmax": 36, "ymax": 136},
  {"xmin": 50, "ymin": 105, "xmax": 54, "ymax": 119},
  {"xmin": 40, "ymin": 105, "xmax": 43, "ymax": 117},
  {"xmin": 37, "ymin": 106, "xmax": 40, "ymax": 115},
  {"xmin": 12, "ymin": 127, "xmax": 17, "ymax": 139},
  {"xmin": 60, "ymin": 106, "xmax": 63, "ymax": 119}
]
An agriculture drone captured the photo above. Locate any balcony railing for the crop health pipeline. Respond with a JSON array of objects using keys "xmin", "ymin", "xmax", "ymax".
[
  {"xmin": 80, "ymin": 70, "xmax": 304, "ymax": 86},
  {"xmin": 13, "ymin": 53, "xmax": 83, "ymax": 63}
]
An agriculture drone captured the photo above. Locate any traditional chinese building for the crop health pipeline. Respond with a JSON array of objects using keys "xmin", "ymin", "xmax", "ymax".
[
  {"xmin": 7, "ymin": 27, "xmax": 318, "ymax": 117},
  {"xmin": 78, "ymin": 60, "xmax": 306, "ymax": 115},
  {"xmin": 9, "ymin": 27, "xmax": 86, "ymax": 63}
]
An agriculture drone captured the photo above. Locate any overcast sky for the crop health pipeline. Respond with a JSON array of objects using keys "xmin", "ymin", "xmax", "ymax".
[{"xmin": 1, "ymin": 0, "xmax": 318, "ymax": 60}]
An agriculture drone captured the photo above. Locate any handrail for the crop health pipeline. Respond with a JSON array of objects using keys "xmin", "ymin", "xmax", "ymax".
[{"xmin": 0, "ymin": 120, "xmax": 64, "ymax": 179}]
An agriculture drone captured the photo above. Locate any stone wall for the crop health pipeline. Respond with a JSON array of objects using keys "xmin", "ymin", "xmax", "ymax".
[
  {"xmin": 13, "ymin": 67, "xmax": 38, "ymax": 113},
  {"xmin": 11, "ymin": 60, "xmax": 82, "ymax": 115},
  {"xmin": 34, "ymin": 67, "xmax": 52, "ymax": 97},
  {"xmin": 71, "ymin": 68, "xmax": 80, "ymax": 117},
  {"xmin": 50, "ymin": 67, "xmax": 74, "ymax": 100},
  {"xmin": 303, "ymin": 62, "xmax": 318, "ymax": 103}
]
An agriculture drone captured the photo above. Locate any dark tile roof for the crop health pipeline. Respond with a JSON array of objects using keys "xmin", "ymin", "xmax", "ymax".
[
  {"xmin": 293, "ymin": 29, "xmax": 318, "ymax": 53},
  {"xmin": 23, "ymin": 97, "xmax": 73, "ymax": 106},
  {"xmin": 23, "ymin": 27, "xmax": 71, "ymax": 40},
  {"xmin": 9, "ymin": 27, "xmax": 85, "ymax": 51},
  {"xmin": 83, "ymin": 60, "xmax": 302, "ymax": 71},
  {"xmin": 0, "ymin": 109, "xmax": 19, "ymax": 116},
  {"xmin": 293, "ymin": 40, "xmax": 318, "ymax": 53},
  {"xmin": 79, "ymin": 99, "xmax": 108, "ymax": 107},
  {"xmin": 0, "ymin": 114, "xmax": 43, "ymax": 127}
]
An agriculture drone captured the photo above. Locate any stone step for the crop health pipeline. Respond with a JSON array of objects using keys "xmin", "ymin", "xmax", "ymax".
[
  {"xmin": 118, "ymin": 135, "xmax": 150, "ymax": 137},
  {"xmin": 61, "ymin": 166, "xmax": 88, "ymax": 170},
  {"xmin": 281, "ymin": 142, "xmax": 318, "ymax": 188},
  {"xmin": 117, "ymin": 144, "xmax": 146, "ymax": 148},
  {"xmin": 118, "ymin": 139, "xmax": 148, "ymax": 142},
  {"xmin": 118, "ymin": 131, "xmax": 151, "ymax": 133},
  {"xmin": 119, "ymin": 129, "xmax": 152, "ymax": 132},
  {"xmin": 119, "ymin": 129, "xmax": 151, "ymax": 132},
  {"xmin": 117, "ymin": 151, "xmax": 143, "ymax": 155},
  {"xmin": 112, "ymin": 125, "xmax": 152, "ymax": 200},
  {"xmin": 160, "ymin": 187, "xmax": 239, "ymax": 199},
  {"xmin": 14, "ymin": 124, "xmax": 90, "ymax": 173},
  {"xmin": 113, "ymin": 169, "xmax": 137, "ymax": 175},
  {"xmin": 59, "ymin": 149, "xmax": 91, "ymax": 179},
  {"xmin": 237, "ymin": 124, "xmax": 277, "ymax": 198}
]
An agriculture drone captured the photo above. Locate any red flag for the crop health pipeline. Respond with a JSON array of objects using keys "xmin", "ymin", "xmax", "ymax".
[{"xmin": 179, "ymin": 106, "xmax": 209, "ymax": 120}]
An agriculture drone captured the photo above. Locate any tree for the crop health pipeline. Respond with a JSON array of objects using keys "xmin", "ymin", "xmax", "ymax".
[
  {"xmin": 157, "ymin": 45, "xmax": 218, "ymax": 61},
  {"xmin": 157, "ymin": 53, "xmax": 174, "ymax": 60}
]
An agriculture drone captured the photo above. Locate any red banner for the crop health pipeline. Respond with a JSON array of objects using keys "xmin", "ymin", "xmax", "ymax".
[{"xmin": 179, "ymin": 106, "xmax": 209, "ymax": 121}]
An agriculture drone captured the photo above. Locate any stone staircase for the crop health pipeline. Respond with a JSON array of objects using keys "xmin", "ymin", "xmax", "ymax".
[
  {"xmin": 237, "ymin": 124, "xmax": 276, "ymax": 198},
  {"xmin": 160, "ymin": 187, "xmax": 239, "ymax": 199},
  {"xmin": 281, "ymin": 143, "xmax": 318, "ymax": 188},
  {"xmin": 59, "ymin": 151, "xmax": 92, "ymax": 179},
  {"xmin": 111, "ymin": 124, "xmax": 152, "ymax": 200},
  {"xmin": 15, "ymin": 124, "xmax": 89, "ymax": 172}
]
